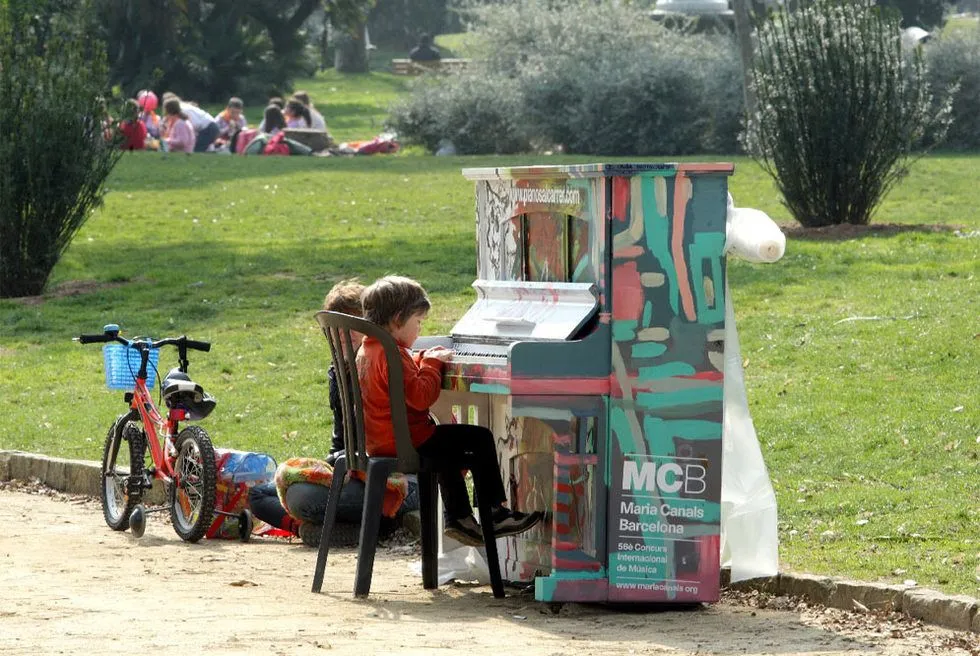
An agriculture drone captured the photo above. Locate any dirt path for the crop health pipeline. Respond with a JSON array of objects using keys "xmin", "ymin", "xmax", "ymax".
[{"xmin": 0, "ymin": 488, "xmax": 975, "ymax": 656}]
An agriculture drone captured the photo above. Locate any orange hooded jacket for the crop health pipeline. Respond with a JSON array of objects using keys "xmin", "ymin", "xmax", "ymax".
[{"xmin": 356, "ymin": 336, "xmax": 445, "ymax": 457}]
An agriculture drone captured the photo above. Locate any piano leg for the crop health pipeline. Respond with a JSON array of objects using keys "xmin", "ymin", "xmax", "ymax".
[{"xmin": 431, "ymin": 389, "xmax": 610, "ymax": 601}]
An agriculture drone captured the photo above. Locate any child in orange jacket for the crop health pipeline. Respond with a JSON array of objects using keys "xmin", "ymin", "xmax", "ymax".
[{"xmin": 357, "ymin": 275, "xmax": 541, "ymax": 545}]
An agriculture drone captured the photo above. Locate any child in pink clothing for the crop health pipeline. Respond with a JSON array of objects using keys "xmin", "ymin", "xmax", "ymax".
[{"xmin": 163, "ymin": 98, "xmax": 195, "ymax": 153}]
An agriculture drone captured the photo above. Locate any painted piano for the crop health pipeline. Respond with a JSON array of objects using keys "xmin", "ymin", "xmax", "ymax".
[{"xmin": 417, "ymin": 162, "xmax": 732, "ymax": 603}]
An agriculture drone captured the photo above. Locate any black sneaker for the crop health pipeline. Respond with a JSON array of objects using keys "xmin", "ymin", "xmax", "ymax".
[
  {"xmin": 492, "ymin": 509, "xmax": 543, "ymax": 538},
  {"xmin": 298, "ymin": 522, "xmax": 321, "ymax": 548},
  {"xmin": 444, "ymin": 515, "xmax": 484, "ymax": 547}
]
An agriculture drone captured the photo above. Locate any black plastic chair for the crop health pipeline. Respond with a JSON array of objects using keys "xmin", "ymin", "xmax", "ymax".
[{"xmin": 310, "ymin": 311, "xmax": 505, "ymax": 598}]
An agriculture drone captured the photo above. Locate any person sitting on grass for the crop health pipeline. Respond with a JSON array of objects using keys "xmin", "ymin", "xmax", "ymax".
[
  {"xmin": 292, "ymin": 90, "xmax": 327, "ymax": 132},
  {"xmin": 284, "ymin": 98, "xmax": 312, "ymax": 129},
  {"xmin": 215, "ymin": 96, "xmax": 248, "ymax": 147},
  {"xmin": 357, "ymin": 276, "xmax": 542, "ymax": 546},
  {"xmin": 117, "ymin": 99, "xmax": 147, "ymax": 151},
  {"xmin": 248, "ymin": 279, "xmax": 419, "ymax": 547},
  {"xmin": 162, "ymin": 97, "xmax": 195, "ymax": 154}
]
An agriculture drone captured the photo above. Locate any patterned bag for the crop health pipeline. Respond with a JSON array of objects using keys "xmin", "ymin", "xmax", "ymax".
[{"xmin": 206, "ymin": 449, "xmax": 277, "ymax": 539}]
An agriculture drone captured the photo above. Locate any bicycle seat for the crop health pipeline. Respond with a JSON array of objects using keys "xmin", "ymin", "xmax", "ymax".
[{"xmin": 162, "ymin": 368, "xmax": 216, "ymax": 420}]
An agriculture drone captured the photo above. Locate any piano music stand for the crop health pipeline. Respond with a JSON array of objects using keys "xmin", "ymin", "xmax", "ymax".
[{"xmin": 310, "ymin": 311, "xmax": 506, "ymax": 598}]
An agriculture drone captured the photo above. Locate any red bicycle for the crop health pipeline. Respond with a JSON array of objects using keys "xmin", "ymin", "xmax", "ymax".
[{"xmin": 77, "ymin": 324, "xmax": 250, "ymax": 542}]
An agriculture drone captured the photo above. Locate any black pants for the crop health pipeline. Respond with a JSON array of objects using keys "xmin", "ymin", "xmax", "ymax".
[{"xmin": 416, "ymin": 423, "xmax": 506, "ymax": 522}]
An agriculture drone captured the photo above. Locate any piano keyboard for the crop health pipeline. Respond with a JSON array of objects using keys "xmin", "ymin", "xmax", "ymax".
[{"xmin": 448, "ymin": 342, "xmax": 509, "ymax": 365}]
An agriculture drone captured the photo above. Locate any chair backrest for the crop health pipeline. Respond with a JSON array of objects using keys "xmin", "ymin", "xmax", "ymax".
[{"xmin": 314, "ymin": 311, "xmax": 420, "ymax": 473}]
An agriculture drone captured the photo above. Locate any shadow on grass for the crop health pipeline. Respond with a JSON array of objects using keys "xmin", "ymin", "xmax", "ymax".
[
  {"xmin": 105, "ymin": 152, "xmax": 543, "ymax": 192},
  {"xmin": 105, "ymin": 152, "xmax": 699, "ymax": 192},
  {"xmin": 1, "ymin": 233, "xmax": 477, "ymax": 337}
]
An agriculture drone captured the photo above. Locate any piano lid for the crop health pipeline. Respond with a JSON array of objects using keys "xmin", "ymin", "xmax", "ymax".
[{"xmin": 451, "ymin": 280, "xmax": 599, "ymax": 342}]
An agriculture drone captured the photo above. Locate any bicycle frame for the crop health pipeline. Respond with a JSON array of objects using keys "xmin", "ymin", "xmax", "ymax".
[
  {"xmin": 130, "ymin": 374, "xmax": 181, "ymax": 482},
  {"xmin": 122, "ymin": 345, "xmax": 194, "ymax": 486}
]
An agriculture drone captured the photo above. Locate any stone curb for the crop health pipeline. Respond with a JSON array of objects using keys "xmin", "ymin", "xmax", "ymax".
[
  {"xmin": 1, "ymin": 450, "xmax": 165, "ymax": 505},
  {"xmin": 3, "ymin": 449, "xmax": 977, "ymax": 633},
  {"xmin": 724, "ymin": 571, "xmax": 979, "ymax": 634}
]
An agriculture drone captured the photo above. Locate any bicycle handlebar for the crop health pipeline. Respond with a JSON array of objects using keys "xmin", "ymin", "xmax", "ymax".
[
  {"xmin": 77, "ymin": 333, "xmax": 112, "ymax": 344},
  {"xmin": 75, "ymin": 328, "xmax": 211, "ymax": 352}
]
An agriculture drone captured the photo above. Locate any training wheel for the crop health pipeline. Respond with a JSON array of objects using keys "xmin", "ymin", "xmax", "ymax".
[
  {"xmin": 238, "ymin": 509, "xmax": 253, "ymax": 542},
  {"xmin": 129, "ymin": 505, "xmax": 147, "ymax": 538}
]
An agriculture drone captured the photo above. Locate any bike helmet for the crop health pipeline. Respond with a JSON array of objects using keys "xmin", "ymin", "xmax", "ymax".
[{"xmin": 162, "ymin": 368, "xmax": 216, "ymax": 420}]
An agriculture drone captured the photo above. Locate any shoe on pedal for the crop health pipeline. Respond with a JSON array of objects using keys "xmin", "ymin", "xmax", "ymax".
[{"xmin": 444, "ymin": 514, "xmax": 484, "ymax": 547}]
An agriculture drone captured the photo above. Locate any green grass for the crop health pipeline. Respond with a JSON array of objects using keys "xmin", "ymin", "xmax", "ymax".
[
  {"xmin": 1, "ymin": 152, "xmax": 977, "ymax": 597},
  {"xmin": 943, "ymin": 14, "xmax": 980, "ymax": 37}
]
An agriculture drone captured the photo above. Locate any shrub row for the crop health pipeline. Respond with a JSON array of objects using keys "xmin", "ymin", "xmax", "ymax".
[
  {"xmin": 389, "ymin": 0, "xmax": 742, "ymax": 155},
  {"xmin": 389, "ymin": 0, "xmax": 980, "ymax": 155}
]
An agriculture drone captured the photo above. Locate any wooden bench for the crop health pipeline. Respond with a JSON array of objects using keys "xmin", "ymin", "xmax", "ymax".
[{"xmin": 391, "ymin": 58, "xmax": 471, "ymax": 76}]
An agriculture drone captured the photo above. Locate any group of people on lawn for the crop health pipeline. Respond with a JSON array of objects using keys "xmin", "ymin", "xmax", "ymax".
[
  {"xmin": 116, "ymin": 90, "xmax": 328, "ymax": 156},
  {"xmin": 248, "ymin": 277, "xmax": 542, "ymax": 549}
]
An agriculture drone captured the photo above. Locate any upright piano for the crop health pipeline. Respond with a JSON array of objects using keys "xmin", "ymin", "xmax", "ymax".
[{"xmin": 417, "ymin": 163, "xmax": 733, "ymax": 603}]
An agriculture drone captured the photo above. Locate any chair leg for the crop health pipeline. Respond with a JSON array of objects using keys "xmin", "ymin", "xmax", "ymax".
[
  {"xmin": 418, "ymin": 470, "xmax": 439, "ymax": 590},
  {"xmin": 312, "ymin": 455, "xmax": 349, "ymax": 593},
  {"xmin": 354, "ymin": 459, "xmax": 392, "ymax": 598},
  {"xmin": 473, "ymin": 473, "xmax": 505, "ymax": 599}
]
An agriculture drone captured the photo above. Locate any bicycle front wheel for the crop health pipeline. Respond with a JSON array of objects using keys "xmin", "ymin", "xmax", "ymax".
[
  {"xmin": 168, "ymin": 426, "xmax": 217, "ymax": 543},
  {"xmin": 101, "ymin": 421, "xmax": 145, "ymax": 531}
]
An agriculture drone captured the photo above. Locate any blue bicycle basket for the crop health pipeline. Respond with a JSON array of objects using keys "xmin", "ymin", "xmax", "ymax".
[{"xmin": 103, "ymin": 343, "xmax": 160, "ymax": 390}]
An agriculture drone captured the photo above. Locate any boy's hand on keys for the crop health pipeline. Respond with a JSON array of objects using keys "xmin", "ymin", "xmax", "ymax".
[{"xmin": 423, "ymin": 346, "xmax": 454, "ymax": 362}]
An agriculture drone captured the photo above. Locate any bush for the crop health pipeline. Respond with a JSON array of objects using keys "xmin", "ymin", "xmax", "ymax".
[
  {"xmin": 0, "ymin": 4, "xmax": 122, "ymax": 298},
  {"xmin": 744, "ymin": 0, "xmax": 952, "ymax": 227},
  {"xmin": 925, "ymin": 31, "xmax": 980, "ymax": 150},
  {"xmin": 389, "ymin": 0, "xmax": 743, "ymax": 155},
  {"xmin": 388, "ymin": 69, "xmax": 531, "ymax": 154}
]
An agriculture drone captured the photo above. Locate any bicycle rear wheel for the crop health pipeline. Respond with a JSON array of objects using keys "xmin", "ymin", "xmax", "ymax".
[
  {"xmin": 101, "ymin": 421, "xmax": 146, "ymax": 531},
  {"xmin": 168, "ymin": 426, "xmax": 217, "ymax": 543}
]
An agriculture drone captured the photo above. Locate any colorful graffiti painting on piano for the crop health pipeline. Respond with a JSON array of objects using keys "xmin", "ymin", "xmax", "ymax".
[
  {"xmin": 445, "ymin": 163, "xmax": 733, "ymax": 603},
  {"xmin": 605, "ymin": 164, "xmax": 729, "ymax": 603}
]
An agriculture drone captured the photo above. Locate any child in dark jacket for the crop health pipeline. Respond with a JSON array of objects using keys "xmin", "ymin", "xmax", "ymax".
[{"xmin": 248, "ymin": 279, "xmax": 418, "ymax": 546}]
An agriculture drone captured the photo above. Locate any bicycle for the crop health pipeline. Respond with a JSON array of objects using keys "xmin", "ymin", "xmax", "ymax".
[{"xmin": 76, "ymin": 324, "xmax": 252, "ymax": 542}]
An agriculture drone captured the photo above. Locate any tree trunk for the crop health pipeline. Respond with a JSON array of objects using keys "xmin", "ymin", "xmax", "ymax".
[
  {"xmin": 334, "ymin": 22, "xmax": 369, "ymax": 73},
  {"xmin": 733, "ymin": 0, "xmax": 758, "ymax": 119}
]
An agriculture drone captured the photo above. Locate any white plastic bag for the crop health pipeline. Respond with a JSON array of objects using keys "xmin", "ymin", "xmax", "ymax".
[
  {"xmin": 410, "ymin": 544, "xmax": 491, "ymax": 585},
  {"xmin": 720, "ymin": 195, "xmax": 783, "ymax": 581}
]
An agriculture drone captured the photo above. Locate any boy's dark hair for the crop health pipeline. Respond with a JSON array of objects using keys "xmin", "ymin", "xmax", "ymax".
[
  {"xmin": 268, "ymin": 96, "xmax": 285, "ymax": 109},
  {"xmin": 361, "ymin": 276, "xmax": 431, "ymax": 327},
  {"xmin": 293, "ymin": 90, "xmax": 311, "ymax": 107},
  {"xmin": 323, "ymin": 278, "xmax": 364, "ymax": 315},
  {"xmin": 227, "ymin": 97, "xmax": 244, "ymax": 110}
]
